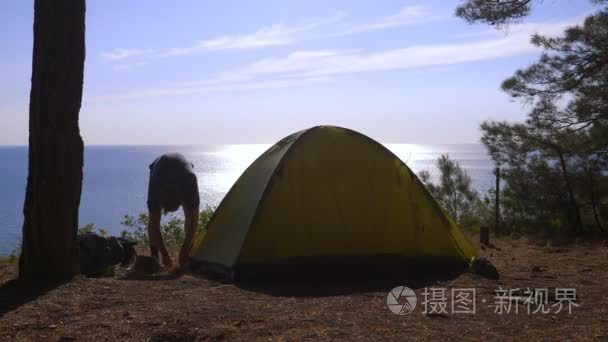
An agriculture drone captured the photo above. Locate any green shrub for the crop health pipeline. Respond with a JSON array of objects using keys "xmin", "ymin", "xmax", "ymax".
[
  {"xmin": 78, "ymin": 223, "xmax": 108, "ymax": 236},
  {"xmin": 199, "ymin": 206, "xmax": 214, "ymax": 229},
  {"xmin": 119, "ymin": 213, "xmax": 149, "ymax": 245},
  {"xmin": 119, "ymin": 206, "xmax": 216, "ymax": 248},
  {"xmin": 419, "ymin": 154, "xmax": 483, "ymax": 229}
]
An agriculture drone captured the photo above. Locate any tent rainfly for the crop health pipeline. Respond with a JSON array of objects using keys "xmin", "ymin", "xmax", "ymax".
[{"xmin": 190, "ymin": 126, "xmax": 476, "ymax": 279}]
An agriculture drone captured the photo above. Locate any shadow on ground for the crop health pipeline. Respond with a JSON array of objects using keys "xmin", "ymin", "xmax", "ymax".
[
  {"xmin": 112, "ymin": 261, "xmax": 187, "ymax": 281},
  {"xmin": 117, "ymin": 271, "xmax": 185, "ymax": 281},
  {"xmin": 233, "ymin": 276, "xmax": 457, "ymax": 298},
  {"xmin": 0, "ymin": 279, "xmax": 59, "ymax": 318},
  {"xmin": 200, "ymin": 268, "xmax": 465, "ymax": 298}
]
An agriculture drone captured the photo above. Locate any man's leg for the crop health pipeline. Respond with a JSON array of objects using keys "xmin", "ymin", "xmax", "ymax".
[{"xmin": 179, "ymin": 206, "xmax": 199, "ymax": 267}]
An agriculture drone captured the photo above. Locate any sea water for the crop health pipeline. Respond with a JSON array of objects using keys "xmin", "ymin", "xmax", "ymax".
[{"xmin": 0, "ymin": 144, "xmax": 494, "ymax": 255}]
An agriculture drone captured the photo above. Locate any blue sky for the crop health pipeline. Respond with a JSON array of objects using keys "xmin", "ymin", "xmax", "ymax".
[{"xmin": 0, "ymin": 1, "xmax": 599, "ymax": 145}]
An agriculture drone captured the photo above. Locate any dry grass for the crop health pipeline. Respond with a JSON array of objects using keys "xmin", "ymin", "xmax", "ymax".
[{"xmin": 0, "ymin": 237, "xmax": 607, "ymax": 341}]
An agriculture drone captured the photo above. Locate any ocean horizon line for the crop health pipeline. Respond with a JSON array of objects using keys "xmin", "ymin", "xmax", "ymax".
[{"xmin": 0, "ymin": 142, "xmax": 485, "ymax": 147}]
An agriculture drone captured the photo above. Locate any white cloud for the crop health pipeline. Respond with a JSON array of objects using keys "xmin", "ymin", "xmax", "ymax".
[
  {"xmin": 111, "ymin": 61, "xmax": 147, "ymax": 72},
  {"xmin": 99, "ymin": 11, "xmax": 349, "ymax": 63},
  {"xmin": 339, "ymin": 5, "xmax": 440, "ymax": 35},
  {"xmin": 91, "ymin": 16, "xmax": 584, "ymax": 101},
  {"xmin": 184, "ymin": 18, "xmax": 580, "ymax": 84},
  {"xmin": 112, "ymin": 64, "xmax": 130, "ymax": 72},
  {"xmin": 99, "ymin": 5, "xmax": 438, "ymax": 63},
  {"xmin": 209, "ymin": 12, "xmax": 347, "ymax": 50},
  {"xmin": 86, "ymin": 76, "xmax": 333, "ymax": 101},
  {"xmin": 100, "ymin": 48, "xmax": 153, "ymax": 61},
  {"xmin": 160, "ymin": 25, "xmax": 296, "ymax": 57}
]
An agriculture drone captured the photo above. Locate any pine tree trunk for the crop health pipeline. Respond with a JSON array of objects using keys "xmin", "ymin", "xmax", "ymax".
[
  {"xmin": 495, "ymin": 167, "xmax": 501, "ymax": 237},
  {"xmin": 587, "ymin": 170, "xmax": 605, "ymax": 232},
  {"xmin": 556, "ymin": 150, "xmax": 583, "ymax": 232},
  {"xmin": 19, "ymin": 0, "xmax": 86, "ymax": 283}
]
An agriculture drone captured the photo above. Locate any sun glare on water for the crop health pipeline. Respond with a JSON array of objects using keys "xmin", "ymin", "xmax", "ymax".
[
  {"xmin": 383, "ymin": 144, "xmax": 433, "ymax": 164},
  {"xmin": 195, "ymin": 143, "xmax": 432, "ymax": 198},
  {"xmin": 195, "ymin": 144, "xmax": 271, "ymax": 196}
]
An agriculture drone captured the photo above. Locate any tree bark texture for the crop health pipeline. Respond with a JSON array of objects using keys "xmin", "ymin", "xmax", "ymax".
[
  {"xmin": 556, "ymin": 150, "xmax": 583, "ymax": 232},
  {"xmin": 19, "ymin": 0, "xmax": 86, "ymax": 283}
]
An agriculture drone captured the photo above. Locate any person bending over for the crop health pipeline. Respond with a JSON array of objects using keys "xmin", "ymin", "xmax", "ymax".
[{"xmin": 147, "ymin": 153, "xmax": 199, "ymax": 268}]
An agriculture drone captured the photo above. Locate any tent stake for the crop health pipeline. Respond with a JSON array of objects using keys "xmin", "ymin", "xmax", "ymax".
[{"xmin": 494, "ymin": 167, "xmax": 501, "ymax": 237}]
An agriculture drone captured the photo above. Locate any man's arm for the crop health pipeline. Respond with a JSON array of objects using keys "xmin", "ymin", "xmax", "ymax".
[{"xmin": 147, "ymin": 210, "xmax": 172, "ymax": 267}]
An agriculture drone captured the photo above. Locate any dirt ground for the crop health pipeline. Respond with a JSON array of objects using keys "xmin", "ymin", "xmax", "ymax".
[{"xmin": 0, "ymin": 237, "xmax": 607, "ymax": 341}]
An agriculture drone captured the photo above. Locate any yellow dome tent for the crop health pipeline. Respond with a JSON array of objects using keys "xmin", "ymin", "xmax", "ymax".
[{"xmin": 190, "ymin": 126, "xmax": 476, "ymax": 279}]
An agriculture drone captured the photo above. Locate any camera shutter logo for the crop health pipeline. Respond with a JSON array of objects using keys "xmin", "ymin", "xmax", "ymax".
[{"xmin": 387, "ymin": 286, "xmax": 417, "ymax": 315}]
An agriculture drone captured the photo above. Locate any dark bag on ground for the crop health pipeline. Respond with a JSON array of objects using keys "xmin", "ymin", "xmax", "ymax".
[{"xmin": 78, "ymin": 233, "xmax": 137, "ymax": 277}]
